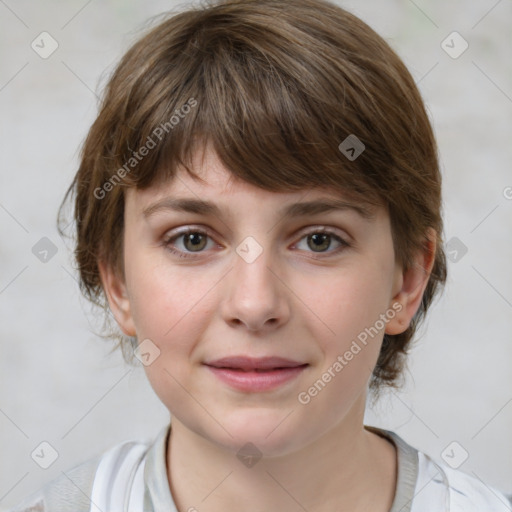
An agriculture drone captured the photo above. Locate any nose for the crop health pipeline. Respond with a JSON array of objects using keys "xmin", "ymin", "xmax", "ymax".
[{"xmin": 220, "ymin": 240, "xmax": 290, "ymax": 333}]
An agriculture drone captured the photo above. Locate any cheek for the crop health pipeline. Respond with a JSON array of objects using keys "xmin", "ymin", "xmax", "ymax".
[
  {"xmin": 125, "ymin": 256, "xmax": 217, "ymax": 404},
  {"xmin": 298, "ymin": 263, "xmax": 393, "ymax": 338},
  {"xmin": 125, "ymin": 251, "xmax": 213, "ymax": 352},
  {"xmin": 292, "ymin": 257, "xmax": 395, "ymax": 383},
  {"xmin": 292, "ymin": 268, "xmax": 392, "ymax": 421}
]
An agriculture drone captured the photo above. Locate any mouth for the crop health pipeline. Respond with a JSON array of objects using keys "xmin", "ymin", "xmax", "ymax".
[
  {"xmin": 210, "ymin": 366, "xmax": 308, "ymax": 372},
  {"xmin": 203, "ymin": 356, "xmax": 309, "ymax": 392},
  {"xmin": 204, "ymin": 355, "xmax": 308, "ymax": 371}
]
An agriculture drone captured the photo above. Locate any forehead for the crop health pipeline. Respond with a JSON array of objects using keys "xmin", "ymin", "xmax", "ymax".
[{"xmin": 126, "ymin": 146, "xmax": 379, "ymax": 221}]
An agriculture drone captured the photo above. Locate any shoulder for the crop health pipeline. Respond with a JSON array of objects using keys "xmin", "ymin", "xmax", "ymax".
[
  {"xmin": 368, "ymin": 426, "xmax": 512, "ymax": 512},
  {"xmin": 6, "ymin": 454, "xmax": 100, "ymax": 512},
  {"xmin": 413, "ymin": 449, "xmax": 512, "ymax": 512},
  {"xmin": 425, "ymin": 453, "xmax": 512, "ymax": 511},
  {"xmin": 6, "ymin": 440, "xmax": 150, "ymax": 512}
]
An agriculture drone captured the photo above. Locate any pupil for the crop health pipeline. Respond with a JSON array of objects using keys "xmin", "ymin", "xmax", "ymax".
[
  {"xmin": 186, "ymin": 233, "xmax": 205, "ymax": 250},
  {"xmin": 310, "ymin": 233, "xmax": 329, "ymax": 251}
]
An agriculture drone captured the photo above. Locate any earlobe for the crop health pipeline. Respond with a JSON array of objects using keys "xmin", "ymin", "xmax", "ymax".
[
  {"xmin": 385, "ymin": 229, "xmax": 437, "ymax": 335},
  {"xmin": 98, "ymin": 259, "xmax": 137, "ymax": 337}
]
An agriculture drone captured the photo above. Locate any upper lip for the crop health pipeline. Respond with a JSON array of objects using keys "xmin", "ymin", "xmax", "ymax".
[{"xmin": 204, "ymin": 356, "xmax": 307, "ymax": 370}]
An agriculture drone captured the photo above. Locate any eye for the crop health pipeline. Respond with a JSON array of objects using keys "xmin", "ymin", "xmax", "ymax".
[
  {"xmin": 294, "ymin": 228, "xmax": 349, "ymax": 257},
  {"xmin": 163, "ymin": 228, "xmax": 216, "ymax": 258}
]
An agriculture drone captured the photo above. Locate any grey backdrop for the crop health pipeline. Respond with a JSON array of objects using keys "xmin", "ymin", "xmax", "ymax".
[{"xmin": 1, "ymin": 0, "xmax": 511, "ymax": 509}]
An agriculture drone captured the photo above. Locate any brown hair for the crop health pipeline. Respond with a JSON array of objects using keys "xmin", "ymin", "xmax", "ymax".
[{"xmin": 57, "ymin": 0, "xmax": 447, "ymax": 401}]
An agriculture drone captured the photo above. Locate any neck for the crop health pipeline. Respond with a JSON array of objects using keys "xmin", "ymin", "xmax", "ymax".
[{"xmin": 166, "ymin": 395, "xmax": 397, "ymax": 512}]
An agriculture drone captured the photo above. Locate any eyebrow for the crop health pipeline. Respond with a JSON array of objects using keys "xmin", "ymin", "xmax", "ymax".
[{"xmin": 142, "ymin": 197, "xmax": 375, "ymax": 221}]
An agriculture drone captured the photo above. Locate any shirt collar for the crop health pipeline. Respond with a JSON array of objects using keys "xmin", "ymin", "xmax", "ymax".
[
  {"xmin": 142, "ymin": 421, "xmax": 419, "ymax": 512},
  {"xmin": 364, "ymin": 424, "xmax": 420, "ymax": 512}
]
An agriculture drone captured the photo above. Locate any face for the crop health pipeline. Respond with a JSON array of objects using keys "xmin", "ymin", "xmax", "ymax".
[{"xmin": 100, "ymin": 145, "xmax": 431, "ymax": 457}]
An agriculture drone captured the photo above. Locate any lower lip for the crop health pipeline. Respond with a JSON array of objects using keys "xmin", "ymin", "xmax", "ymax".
[{"xmin": 205, "ymin": 365, "xmax": 308, "ymax": 392}]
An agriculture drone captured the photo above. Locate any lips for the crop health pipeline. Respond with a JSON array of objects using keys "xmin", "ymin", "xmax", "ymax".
[
  {"xmin": 204, "ymin": 357, "xmax": 309, "ymax": 392},
  {"xmin": 204, "ymin": 356, "xmax": 307, "ymax": 372}
]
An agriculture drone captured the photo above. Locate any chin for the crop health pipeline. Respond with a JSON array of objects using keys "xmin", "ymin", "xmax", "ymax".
[{"xmin": 208, "ymin": 408, "xmax": 304, "ymax": 458}]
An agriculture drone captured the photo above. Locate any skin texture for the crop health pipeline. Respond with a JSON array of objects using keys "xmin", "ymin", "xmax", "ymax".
[{"xmin": 99, "ymin": 145, "xmax": 436, "ymax": 512}]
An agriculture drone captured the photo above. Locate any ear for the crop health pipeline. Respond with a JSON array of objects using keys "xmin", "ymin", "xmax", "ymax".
[
  {"xmin": 98, "ymin": 259, "xmax": 137, "ymax": 337},
  {"xmin": 385, "ymin": 228, "xmax": 437, "ymax": 335}
]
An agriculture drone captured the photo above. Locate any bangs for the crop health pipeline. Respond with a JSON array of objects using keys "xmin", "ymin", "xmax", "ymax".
[{"xmin": 100, "ymin": 5, "xmax": 396, "ymax": 206}]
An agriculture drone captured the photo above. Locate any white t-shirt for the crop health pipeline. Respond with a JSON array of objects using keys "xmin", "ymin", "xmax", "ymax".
[{"xmin": 7, "ymin": 422, "xmax": 512, "ymax": 512}]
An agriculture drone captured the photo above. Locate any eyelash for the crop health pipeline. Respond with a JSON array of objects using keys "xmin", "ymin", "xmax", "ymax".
[{"xmin": 162, "ymin": 226, "xmax": 350, "ymax": 260}]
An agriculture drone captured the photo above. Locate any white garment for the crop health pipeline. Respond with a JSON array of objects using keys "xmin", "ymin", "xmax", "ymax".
[
  {"xmin": 410, "ymin": 451, "xmax": 512, "ymax": 511},
  {"xmin": 7, "ymin": 423, "xmax": 512, "ymax": 512},
  {"xmin": 90, "ymin": 428, "xmax": 512, "ymax": 512},
  {"xmin": 88, "ymin": 427, "xmax": 512, "ymax": 512},
  {"xmin": 88, "ymin": 442, "xmax": 147, "ymax": 512}
]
